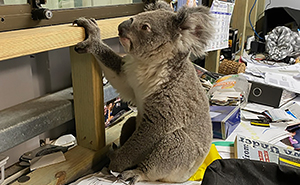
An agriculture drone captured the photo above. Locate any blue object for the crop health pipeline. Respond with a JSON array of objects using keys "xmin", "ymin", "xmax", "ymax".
[{"xmin": 210, "ymin": 106, "xmax": 241, "ymax": 139}]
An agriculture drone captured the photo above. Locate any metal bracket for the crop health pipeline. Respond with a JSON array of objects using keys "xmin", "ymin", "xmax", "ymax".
[{"xmin": 30, "ymin": 0, "xmax": 53, "ymax": 20}]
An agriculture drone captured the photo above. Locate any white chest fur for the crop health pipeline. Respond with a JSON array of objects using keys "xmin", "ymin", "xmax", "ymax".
[{"xmin": 123, "ymin": 55, "xmax": 168, "ymax": 112}]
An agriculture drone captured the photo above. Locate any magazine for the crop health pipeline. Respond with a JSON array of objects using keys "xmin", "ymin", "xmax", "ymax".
[{"xmin": 234, "ymin": 134, "xmax": 300, "ymax": 169}]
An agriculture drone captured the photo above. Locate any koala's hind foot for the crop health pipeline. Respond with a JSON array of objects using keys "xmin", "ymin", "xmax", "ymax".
[{"xmin": 73, "ymin": 17, "xmax": 100, "ymax": 54}]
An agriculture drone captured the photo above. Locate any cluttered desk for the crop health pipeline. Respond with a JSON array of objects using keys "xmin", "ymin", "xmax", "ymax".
[
  {"xmin": 208, "ymin": 50, "xmax": 300, "ymax": 156},
  {"xmin": 70, "ymin": 59, "xmax": 300, "ymax": 185},
  {"xmin": 209, "ymin": 4, "xmax": 300, "ymax": 159},
  {"xmin": 195, "ymin": 48, "xmax": 300, "ymax": 184}
]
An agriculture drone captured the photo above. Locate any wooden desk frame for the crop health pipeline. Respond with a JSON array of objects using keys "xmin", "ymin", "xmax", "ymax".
[{"xmin": 1, "ymin": 16, "xmax": 130, "ymax": 185}]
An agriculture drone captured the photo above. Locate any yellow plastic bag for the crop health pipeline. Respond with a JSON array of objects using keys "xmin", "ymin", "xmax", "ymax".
[{"xmin": 188, "ymin": 144, "xmax": 221, "ymax": 181}]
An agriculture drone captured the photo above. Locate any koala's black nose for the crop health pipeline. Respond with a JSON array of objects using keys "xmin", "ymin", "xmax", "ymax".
[{"xmin": 118, "ymin": 18, "xmax": 133, "ymax": 37}]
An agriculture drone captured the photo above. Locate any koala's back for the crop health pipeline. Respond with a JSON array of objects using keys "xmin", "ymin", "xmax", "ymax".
[{"xmin": 143, "ymin": 57, "xmax": 212, "ymax": 143}]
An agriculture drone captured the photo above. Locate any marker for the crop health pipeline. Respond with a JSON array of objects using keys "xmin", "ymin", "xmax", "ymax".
[{"xmin": 250, "ymin": 121, "xmax": 270, "ymax": 127}]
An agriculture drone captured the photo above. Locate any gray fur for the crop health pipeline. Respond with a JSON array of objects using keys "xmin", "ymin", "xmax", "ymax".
[
  {"xmin": 74, "ymin": 1, "xmax": 214, "ymax": 184},
  {"xmin": 143, "ymin": 0, "xmax": 173, "ymax": 11}
]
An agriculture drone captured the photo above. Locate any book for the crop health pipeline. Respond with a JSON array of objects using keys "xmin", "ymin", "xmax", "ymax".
[
  {"xmin": 193, "ymin": 63, "xmax": 218, "ymax": 84},
  {"xmin": 234, "ymin": 134, "xmax": 300, "ymax": 169}
]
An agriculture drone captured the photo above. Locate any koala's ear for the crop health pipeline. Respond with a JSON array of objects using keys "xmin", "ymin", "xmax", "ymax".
[
  {"xmin": 144, "ymin": 0, "xmax": 173, "ymax": 11},
  {"xmin": 174, "ymin": 6, "xmax": 214, "ymax": 57}
]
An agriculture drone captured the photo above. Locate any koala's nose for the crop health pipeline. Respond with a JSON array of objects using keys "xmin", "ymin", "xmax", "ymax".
[{"xmin": 118, "ymin": 18, "xmax": 133, "ymax": 37}]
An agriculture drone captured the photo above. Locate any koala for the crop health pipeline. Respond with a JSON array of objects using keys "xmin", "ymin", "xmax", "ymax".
[{"xmin": 73, "ymin": 1, "xmax": 214, "ymax": 184}]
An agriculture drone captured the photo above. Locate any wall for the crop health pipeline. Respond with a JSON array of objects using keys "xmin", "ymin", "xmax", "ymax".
[
  {"xmin": 0, "ymin": 48, "xmax": 72, "ymax": 167},
  {"xmin": 0, "ymin": 48, "xmax": 72, "ymax": 111},
  {"xmin": 265, "ymin": 0, "xmax": 300, "ymax": 10}
]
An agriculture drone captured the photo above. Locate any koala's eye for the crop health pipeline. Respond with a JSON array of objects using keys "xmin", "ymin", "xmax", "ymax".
[{"xmin": 141, "ymin": 23, "xmax": 151, "ymax": 31}]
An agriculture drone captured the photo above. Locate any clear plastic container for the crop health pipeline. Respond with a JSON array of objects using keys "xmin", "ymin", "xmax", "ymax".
[{"xmin": 208, "ymin": 74, "xmax": 250, "ymax": 107}]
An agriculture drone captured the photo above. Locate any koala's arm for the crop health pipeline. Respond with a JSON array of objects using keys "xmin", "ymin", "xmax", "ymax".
[
  {"xmin": 74, "ymin": 18, "xmax": 135, "ymax": 101},
  {"xmin": 74, "ymin": 18, "xmax": 123, "ymax": 73}
]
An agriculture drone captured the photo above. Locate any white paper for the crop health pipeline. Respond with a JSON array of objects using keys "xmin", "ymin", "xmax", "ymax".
[
  {"xmin": 241, "ymin": 110, "xmax": 261, "ymax": 120},
  {"xmin": 212, "ymin": 91, "xmax": 241, "ymax": 98},
  {"xmin": 225, "ymin": 121, "xmax": 289, "ymax": 144},
  {"xmin": 242, "ymin": 102, "xmax": 273, "ymax": 113},
  {"xmin": 206, "ymin": 0, "xmax": 235, "ymax": 51},
  {"xmin": 267, "ymin": 109, "xmax": 294, "ymax": 122},
  {"xmin": 281, "ymin": 101, "xmax": 300, "ymax": 119},
  {"xmin": 265, "ymin": 72, "xmax": 300, "ymax": 94},
  {"xmin": 70, "ymin": 171, "xmax": 203, "ymax": 185},
  {"xmin": 30, "ymin": 151, "xmax": 66, "ymax": 171}
]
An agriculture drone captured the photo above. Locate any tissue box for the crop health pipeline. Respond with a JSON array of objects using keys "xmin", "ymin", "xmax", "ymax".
[{"xmin": 210, "ymin": 106, "xmax": 240, "ymax": 139}]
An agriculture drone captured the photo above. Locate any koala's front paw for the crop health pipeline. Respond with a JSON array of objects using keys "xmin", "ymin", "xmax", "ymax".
[
  {"xmin": 73, "ymin": 17, "xmax": 100, "ymax": 54},
  {"xmin": 118, "ymin": 169, "xmax": 143, "ymax": 185},
  {"xmin": 108, "ymin": 156, "xmax": 124, "ymax": 172},
  {"xmin": 108, "ymin": 150, "xmax": 133, "ymax": 172}
]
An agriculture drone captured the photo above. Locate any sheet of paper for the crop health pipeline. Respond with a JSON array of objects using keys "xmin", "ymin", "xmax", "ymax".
[
  {"xmin": 245, "ymin": 63, "xmax": 300, "ymax": 77},
  {"xmin": 212, "ymin": 140, "xmax": 234, "ymax": 159},
  {"xmin": 225, "ymin": 121, "xmax": 289, "ymax": 144},
  {"xmin": 212, "ymin": 91, "xmax": 241, "ymax": 98},
  {"xmin": 70, "ymin": 171, "xmax": 203, "ymax": 185},
  {"xmin": 265, "ymin": 72, "xmax": 300, "ymax": 94},
  {"xmin": 281, "ymin": 101, "xmax": 300, "ymax": 119},
  {"xmin": 241, "ymin": 110, "xmax": 261, "ymax": 120},
  {"xmin": 242, "ymin": 102, "xmax": 273, "ymax": 113},
  {"xmin": 206, "ymin": 0, "xmax": 235, "ymax": 51},
  {"xmin": 267, "ymin": 109, "xmax": 294, "ymax": 122}
]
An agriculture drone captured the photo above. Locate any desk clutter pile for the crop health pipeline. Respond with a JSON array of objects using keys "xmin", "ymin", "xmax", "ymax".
[
  {"xmin": 193, "ymin": 46, "xmax": 300, "ymax": 183},
  {"xmin": 75, "ymin": 22, "xmax": 300, "ymax": 185},
  {"xmin": 70, "ymin": 57, "xmax": 300, "ymax": 185}
]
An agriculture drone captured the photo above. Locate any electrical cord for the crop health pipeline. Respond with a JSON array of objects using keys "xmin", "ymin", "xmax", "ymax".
[{"xmin": 249, "ymin": 0, "xmax": 264, "ymax": 40}]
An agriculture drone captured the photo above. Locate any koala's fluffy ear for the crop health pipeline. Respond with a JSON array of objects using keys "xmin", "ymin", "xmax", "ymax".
[
  {"xmin": 174, "ymin": 6, "xmax": 214, "ymax": 57},
  {"xmin": 144, "ymin": 0, "xmax": 173, "ymax": 11}
]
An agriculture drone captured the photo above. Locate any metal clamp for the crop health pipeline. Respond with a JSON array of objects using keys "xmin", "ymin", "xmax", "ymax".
[{"xmin": 30, "ymin": 0, "xmax": 53, "ymax": 20}]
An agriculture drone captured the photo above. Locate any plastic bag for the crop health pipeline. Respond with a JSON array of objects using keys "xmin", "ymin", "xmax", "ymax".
[{"xmin": 208, "ymin": 74, "xmax": 249, "ymax": 106}]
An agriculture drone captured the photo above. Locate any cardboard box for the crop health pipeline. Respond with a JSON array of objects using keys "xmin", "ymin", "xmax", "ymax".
[{"xmin": 210, "ymin": 106, "xmax": 240, "ymax": 139}]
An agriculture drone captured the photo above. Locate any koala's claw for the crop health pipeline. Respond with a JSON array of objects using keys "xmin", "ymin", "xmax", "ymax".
[{"xmin": 73, "ymin": 17, "xmax": 99, "ymax": 30}]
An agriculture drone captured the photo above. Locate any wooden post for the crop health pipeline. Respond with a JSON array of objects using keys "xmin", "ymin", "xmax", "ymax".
[
  {"xmin": 231, "ymin": 0, "xmax": 249, "ymax": 56},
  {"xmin": 70, "ymin": 47, "xmax": 105, "ymax": 151},
  {"xmin": 205, "ymin": 50, "xmax": 220, "ymax": 73}
]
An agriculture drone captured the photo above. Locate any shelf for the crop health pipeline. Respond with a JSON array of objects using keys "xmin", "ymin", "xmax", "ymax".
[
  {"xmin": 0, "ymin": 16, "xmax": 130, "ymax": 61},
  {"xmin": 0, "ymin": 84, "xmax": 119, "ymax": 154}
]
